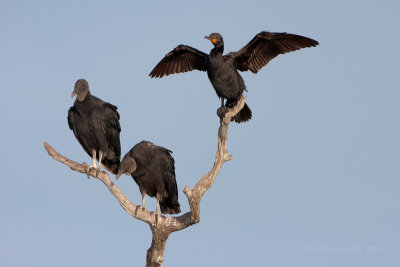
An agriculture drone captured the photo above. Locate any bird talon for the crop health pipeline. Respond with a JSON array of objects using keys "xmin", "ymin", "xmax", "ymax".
[
  {"xmin": 82, "ymin": 162, "xmax": 91, "ymax": 179},
  {"xmin": 217, "ymin": 106, "xmax": 228, "ymax": 119},
  {"xmin": 151, "ymin": 211, "xmax": 160, "ymax": 227},
  {"xmin": 95, "ymin": 167, "xmax": 103, "ymax": 178},
  {"xmin": 137, "ymin": 205, "xmax": 147, "ymax": 211}
]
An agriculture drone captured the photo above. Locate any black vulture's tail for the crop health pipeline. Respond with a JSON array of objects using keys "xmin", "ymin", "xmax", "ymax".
[{"xmin": 160, "ymin": 200, "xmax": 181, "ymax": 215}]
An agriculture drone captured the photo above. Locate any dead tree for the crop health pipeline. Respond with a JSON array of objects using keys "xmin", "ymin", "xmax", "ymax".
[{"xmin": 44, "ymin": 96, "xmax": 246, "ymax": 267}]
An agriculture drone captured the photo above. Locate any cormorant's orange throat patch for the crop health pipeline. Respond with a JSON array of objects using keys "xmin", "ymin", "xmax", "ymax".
[{"xmin": 211, "ymin": 38, "xmax": 217, "ymax": 44}]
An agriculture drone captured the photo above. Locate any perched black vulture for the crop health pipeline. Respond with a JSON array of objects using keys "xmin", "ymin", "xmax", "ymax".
[
  {"xmin": 150, "ymin": 31, "xmax": 319, "ymax": 123},
  {"xmin": 68, "ymin": 79, "xmax": 121, "ymax": 175},
  {"xmin": 116, "ymin": 141, "xmax": 181, "ymax": 215}
]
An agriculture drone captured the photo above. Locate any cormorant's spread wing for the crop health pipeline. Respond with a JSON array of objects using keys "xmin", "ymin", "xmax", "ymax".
[
  {"xmin": 227, "ymin": 31, "xmax": 318, "ymax": 73},
  {"xmin": 149, "ymin": 45, "xmax": 208, "ymax": 78}
]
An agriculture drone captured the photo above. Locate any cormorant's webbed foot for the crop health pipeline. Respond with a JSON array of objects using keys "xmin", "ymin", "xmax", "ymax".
[{"xmin": 217, "ymin": 106, "xmax": 229, "ymax": 119}]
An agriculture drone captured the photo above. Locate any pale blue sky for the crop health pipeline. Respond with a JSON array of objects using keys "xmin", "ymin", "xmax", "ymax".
[{"xmin": 1, "ymin": 0, "xmax": 399, "ymax": 266}]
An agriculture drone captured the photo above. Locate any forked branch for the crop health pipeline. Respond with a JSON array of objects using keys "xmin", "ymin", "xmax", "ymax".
[{"xmin": 44, "ymin": 95, "xmax": 246, "ymax": 267}]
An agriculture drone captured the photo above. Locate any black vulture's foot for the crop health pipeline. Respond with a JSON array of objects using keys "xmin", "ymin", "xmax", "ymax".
[
  {"xmin": 151, "ymin": 210, "xmax": 160, "ymax": 227},
  {"xmin": 95, "ymin": 166, "xmax": 104, "ymax": 178},
  {"xmin": 138, "ymin": 205, "xmax": 146, "ymax": 211},
  {"xmin": 82, "ymin": 162, "xmax": 91, "ymax": 179},
  {"xmin": 217, "ymin": 106, "xmax": 229, "ymax": 119}
]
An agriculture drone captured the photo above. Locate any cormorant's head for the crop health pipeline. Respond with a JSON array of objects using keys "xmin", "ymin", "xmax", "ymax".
[
  {"xmin": 71, "ymin": 79, "xmax": 90, "ymax": 102},
  {"xmin": 204, "ymin": 33, "xmax": 223, "ymax": 47},
  {"xmin": 116, "ymin": 156, "xmax": 137, "ymax": 180}
]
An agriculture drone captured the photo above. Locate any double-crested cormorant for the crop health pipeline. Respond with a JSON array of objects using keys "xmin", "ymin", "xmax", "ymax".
[
  {"xmin": 68, "ymin": 79, "xmax": 121, "ymax": 174},
  {"xmin": 116, "ymin": 141, "xmax": 181, "ymax": 215},
  {"xmin": 150, "ymin": 31, "xmax": 319, "ymax": 123}
]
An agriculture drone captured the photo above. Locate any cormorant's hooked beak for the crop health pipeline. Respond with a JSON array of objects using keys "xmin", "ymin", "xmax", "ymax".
[
  {"xmin": 71, "ymin": 91, "xmax": 76, "ymax": 98},
  {"xmin": 204, "ymin": 35, "xmax": 217, "ymax": 44}
]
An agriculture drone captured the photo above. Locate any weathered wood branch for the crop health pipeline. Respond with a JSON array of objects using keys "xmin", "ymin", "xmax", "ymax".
[
  {"xmin": 44, "ymin": 95, "xmax": 246, "ymax": 267},
  {"xmin": 44, "ymin": 142, "xmax": 156, "ymax": 225}
]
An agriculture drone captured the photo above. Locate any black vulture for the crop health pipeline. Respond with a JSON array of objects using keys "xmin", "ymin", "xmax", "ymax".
[
  {"xmin": 116, "ymin": 141, "xmax": 181, "ymax": 215},
  {"xmin": 149, "ymin": 31, "xmax": 319, "ymax": 123},
  {"xmin": 67, "ymin": 79, "xmax": 121, "ymax": 175}
]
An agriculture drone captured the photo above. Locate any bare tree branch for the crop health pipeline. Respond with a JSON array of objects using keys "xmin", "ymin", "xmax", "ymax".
[
  {"xmin": 44, "ymin": 95, "xmax": 246, "ymax": 267},
  {"xmin": 44, "ymin": 142, "xmax": 156, "ymax": 225}
]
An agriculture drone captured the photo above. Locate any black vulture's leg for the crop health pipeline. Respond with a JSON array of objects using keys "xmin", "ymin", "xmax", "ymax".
[
  {"xmin": 98, "ymin": 151, "xmax": 103, "ymax": 168},
  {"xmin": 141, "ymin": 191, "xmax": 146, "ymax": 210},
  {"xmin": 96, "ymin": 151, "xmax": 104, "ymax": 177},
  {"xmin": 221, "ymin": 97, "xmax": 224, "ymax": 108},
  {"xmin": 152, "ymin": 193, "xmax": 161, "ymax": 226},
  {"xmin": 91, "ymin": 149, "xmax": 97, "ymax": 168},
  {"xmin": 155, "ymin": 194, "xmax": 160, "ymax": 214}
]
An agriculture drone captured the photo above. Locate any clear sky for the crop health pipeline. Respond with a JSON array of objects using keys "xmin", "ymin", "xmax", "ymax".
[{"xmin": 1, "ymin": 0, "xmax": 399, "ymax": 266}]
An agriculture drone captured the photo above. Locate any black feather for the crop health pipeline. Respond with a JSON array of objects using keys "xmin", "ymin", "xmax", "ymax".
[
  {"xmin": 68, "ymin": 79, "xmax": 121, "ymax": 174},
  {"xmin": 149, "ymin": 31, "xmax": 318, "ymax": 123},
  {"xmin": 118, "ymin": 141, "xmax": 181, "ymax": 215}
]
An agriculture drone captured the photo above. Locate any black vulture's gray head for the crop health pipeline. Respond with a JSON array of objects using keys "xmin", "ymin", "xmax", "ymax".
[
  {"xmin": 71, "ymin": 79, "xmax": 90, "ymax": 101},
  {"xmin": 116, "ymin": 157, "xmax": 137, "ymax": 180}
]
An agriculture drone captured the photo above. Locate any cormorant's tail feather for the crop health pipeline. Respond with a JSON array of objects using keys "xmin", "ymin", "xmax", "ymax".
[{"xmin": 232, "ymin": 103, "xmax": 252, "ymax": 123}]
